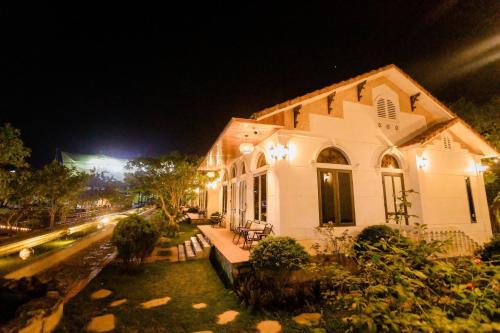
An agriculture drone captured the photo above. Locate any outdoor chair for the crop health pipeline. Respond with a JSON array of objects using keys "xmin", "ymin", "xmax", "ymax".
[
  {"xmin": 241, "ymin": 223, "xmax": 273, "ymax": 249},
  {"xmin": 210, "ymin": 213, "xmax": 225, "ymax": 228},
  {"xmin": 232, "ymin": 220, "xmax": 253, "ymax": 244}
]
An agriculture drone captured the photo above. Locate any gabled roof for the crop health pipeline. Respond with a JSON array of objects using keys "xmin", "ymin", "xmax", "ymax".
[
  {"xmin": 399, "ymin": 118, "xmax": 498, "ymax": 157},
  {"xmin": 251, "ymin": 64, "xmax": 458, "ymax": 121},
  {"xmin": 399, "ymin": 118, "xmax": 460, "ymax": 147}
]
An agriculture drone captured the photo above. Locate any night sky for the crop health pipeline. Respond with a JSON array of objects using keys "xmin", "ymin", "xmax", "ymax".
[{"xmin": 0, "ymin": 1, "xmax": 498, "ymax": 167}]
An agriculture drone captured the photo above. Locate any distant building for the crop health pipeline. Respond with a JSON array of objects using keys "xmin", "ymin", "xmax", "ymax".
[{"xmin": 57, "ymin": 151, "xmax": 129, "ymax": 181}]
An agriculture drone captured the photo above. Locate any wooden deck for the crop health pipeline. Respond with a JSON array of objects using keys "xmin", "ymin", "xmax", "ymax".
[{"xmin": 198, "ymin": 225, "xmax": 250, "ymax": 264}]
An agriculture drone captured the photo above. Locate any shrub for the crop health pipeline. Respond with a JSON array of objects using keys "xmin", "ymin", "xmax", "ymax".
[
  {"xmin": 475, "ymin": 235, "xmax": 500, "ymax": 264},
  {"xmin": 250, "ymin": 236, "xmax": 309, "ymax": 273},
  {"xmin": 111, "ymin": 214, "xmax": 160, "ymax": 270},
  {"xmin": 354, "ymin": 224, "xmax": 401, "ymax": 255},
  {"xmin": 235, "ymin": 237, "xmax": 310, "ymax": 311}
]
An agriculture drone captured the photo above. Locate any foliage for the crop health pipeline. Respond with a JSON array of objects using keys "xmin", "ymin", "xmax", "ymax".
[
  {"xmin": 0, "ymin": 123, "xmax": 30, "ymax": 169},
  {"xmin": 475, "ymin": 235, "xmax": 500, "ymax": 264},
  {"xmin": 354, "ymin": 224, "xmax": 398, "ymax": 255},
  {"xmin": 125, "ymin": 153, "xmax": 202, "ymax": 235},
  {"xmin": 235, "ymin": 237, "xmax": 311, "ymax": 310},
  {"xmin": 312, "ymin": 222, "xmax": 354, "ymax": 261},
  {"xmin": 80, "ymin": 170, "xmax": 130, "ymax": 209},
  {"xmin": 250, "ymin": 236, "xmax": 310, "ymax": 273},
  {"xmin": 320, "ymin": 233, "xmax": 500, "ymax": 332},
  {"xmin": 111, "ymin": 214, "xmax": 159, "ymax": 270},
  {"xmin": 34, "ymin": 161, "xmax": 88, "ymax": 227}
]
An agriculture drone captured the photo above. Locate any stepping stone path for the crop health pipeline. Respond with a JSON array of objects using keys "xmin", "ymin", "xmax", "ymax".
[
  {"xmin": 192, "ymin": 303, "xmax": 207, "ymax": 309},
  {"xmin": 140, "ymin": 296, "xmax": 171, "ymax": 309},
  {"xmin": 109, "ymin": 299, "xmax": 127, "ymax": 307},
  {"xmin": 86, "ymin": 314, "xmax": 115, "ymax": 332},
  {"xmin": 293, "ymin": 313, "xmax": 322, "ymax": 326},
  {"xmin": 257, "ymin": 320, "xmax": 281, "ymax": 333},
  {"xmin": 90, "ymin": 289, "xmax": 112, "ymax": 300},
  {"xmin": 216, "ymin": 310, "xmax": 239, "ymax": 325}
]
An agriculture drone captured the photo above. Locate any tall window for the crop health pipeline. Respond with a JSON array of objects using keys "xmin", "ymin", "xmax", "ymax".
[
  {"xmin": 231, "ymin": 165, "xmax": 237, "ymax": 178},
  {"xmin": 465, "ymin": 177, "xmax": 476, "ymax": 223},
  {"xmin": 241, "ymin": 161, "xmax": 246, "ymax": 175},
  {"xmin": 316, "ymin": 147, "xmax": 354, "ymax": 226},
  {"xmin": 382, "ymin": 173, "xmax": 407, "ymax": 224},
  {"xmin": 254, "ymin": 173, "xmax": 267, "ymax": 221},
  {"xmin": 199, "ymin": 189, "xmax": 208, "ymax": 212},
  {"xmin": 381, "ymin": 154, "xmax": 400, "ymax": 169},
  {"xmin": 222, "ymin": 185, "xmax": 227, "ymax": 214},
  {"xmin": 256, "ymin": 153, "xmax": 267, "ymax": 168}
]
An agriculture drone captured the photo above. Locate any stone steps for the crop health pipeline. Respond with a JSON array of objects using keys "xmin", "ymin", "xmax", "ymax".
[
  {"xmin": 184, "ymin": 240, "xmax": 196, "ymax": 259},
  {"xmin": 190, "ymin": 236, "xmax": 203, "ymax": 255},
  {"xmin": 177, "ymin": 244, "xmax": 186, "ymax": 262},
  {"xmin": 196, "ymin": 233, "xmax": 211, "ymax": 249}
]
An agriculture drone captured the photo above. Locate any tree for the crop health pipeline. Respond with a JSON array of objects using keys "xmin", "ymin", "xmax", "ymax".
[
  {"xmin": 450, "ymin": 96, "xmax": 500, "ymax": 232},
  {"xmin": 125, "ymin": 153, "xmax": 202, "ymax": 234},
  {"xmin": 34, "ymin": 161, "xmax": 88, "ymax": 227},
  {"xmin": 80, "ymin": 170, "xmax": 130, "ymax": 210},
  {"xmin": 0, "ymin": 123, "xmax": 31, "ymax": 227}
]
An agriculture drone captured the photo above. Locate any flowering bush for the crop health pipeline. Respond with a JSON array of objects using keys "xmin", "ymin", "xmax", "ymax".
[{"xmin": 320, "ymin": 233, "xmax": 500, "ymax": 332}]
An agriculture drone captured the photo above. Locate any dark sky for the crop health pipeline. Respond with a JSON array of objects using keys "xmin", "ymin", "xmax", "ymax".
[{"xmin": 0, "ymin": 1, "xmax": 498, "ymax": 167}]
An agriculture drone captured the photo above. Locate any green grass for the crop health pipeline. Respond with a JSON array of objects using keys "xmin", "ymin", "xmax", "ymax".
[
  {"xmin": 56, "ymin": 259, "xmax": 310, "ymax": 333},
  {"xmin": 159, "ymin": 223, "xmax": 200, "ymax": 247}
]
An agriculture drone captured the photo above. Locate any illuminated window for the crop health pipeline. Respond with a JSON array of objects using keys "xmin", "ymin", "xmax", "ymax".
[
  {"xmin": 317, "ymin": 169, "xmax": 355, "ymax": 226},
  {"xmin": 317, "ymin": 147, "xmax": 349, "ymax": 165},
  {"xmin": 256, "ymin": 153, "xmax": 267, "ymax": 168},
  {"xmin": 254, "ymin": 173, "xmax": 267, "ymax": 221},
  {"xmin": 381, "ymin": 154, "xmax": 400, "ymax": 169}
]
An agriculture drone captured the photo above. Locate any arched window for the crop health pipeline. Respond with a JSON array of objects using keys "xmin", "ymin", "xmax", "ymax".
[
  {"xmin": 376, "ymin": 96, "xmax": 397, "ymax": 120},
  {"xmin": 381, "ymin": 154, "xmax": 400, "ymax": 169},
  {"xmin": 316, "ymin": 146, "xmax": 355, "ymax": 226},
  {"xmin": 256, "ymin": 153, "xmax": 267, "ymax": 168},
  {"xmin": 240, "ymin": 161, "xmax": 246, "ymax": 175},
  {"xmin": 317, "ymin": 147, "xmax": 349, "ymax": 165},
  {"xmin": 230, "ymin": 165, "xmax": 237, "ymax": 178}
]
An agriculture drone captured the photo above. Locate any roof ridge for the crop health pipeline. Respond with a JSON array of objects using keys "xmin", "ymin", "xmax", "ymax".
[{"xmin": 251, "ymin": 64, "xmax": 397, "ymax": 119}]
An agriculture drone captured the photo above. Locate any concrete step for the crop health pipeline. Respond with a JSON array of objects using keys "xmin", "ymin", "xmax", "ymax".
[
  {"xmin": 184, "ymin": 240, "xmax": 195, "ymax": 258},
  {"xmin": 196, "ymin": 233, "xmax": 211, "ymax": 249},
  {"xmin": 191, "ymin": 236, "xmax": 203, "ymax": 255},
  {"xmin": 177, "ymin": 244, "xmax": 186, "ymax": 262}
]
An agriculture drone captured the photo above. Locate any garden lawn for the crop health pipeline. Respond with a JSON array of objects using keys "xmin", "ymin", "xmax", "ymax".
[
  {"xmin": 56, "ymin": 259, "xmax": 309, "ymax": 333},
  {"xmin": 159, "ymin": 223, "xmax": 200, "ymax": 248}
]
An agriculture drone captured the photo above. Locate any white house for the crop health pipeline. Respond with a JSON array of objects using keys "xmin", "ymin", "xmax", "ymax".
[{"xmin": 198, "ymin": 64, "xmax": 497, "ymax": 248}]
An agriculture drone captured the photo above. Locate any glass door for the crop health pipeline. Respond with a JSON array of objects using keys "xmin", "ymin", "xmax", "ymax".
[
  {"xmin": 238, "ymin": 180, "xmax": 246, "ymax": 227},
  {"xmin": 230, "ymin": 182, "xmax": 237, "ymax": 230},
  {"xmin": 382, "ymin": 173, "xmax": 407, "ymax": 224}
]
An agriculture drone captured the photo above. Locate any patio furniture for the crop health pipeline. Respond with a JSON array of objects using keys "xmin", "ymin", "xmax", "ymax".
[
  {"xmin": 241, "ymin": 224, "xmax": 273, "ymax": 249},
  {"xmin": 232, "ymin": 220, "xmax": 253, "ymax": 244},
  {"xmin": 210, "ymin": 213, "xmax": 226, "ymax": 228}
]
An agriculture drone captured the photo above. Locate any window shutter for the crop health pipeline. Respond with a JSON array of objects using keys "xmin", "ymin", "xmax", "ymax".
[
  {"xmin": 377, "ymin": 98, "xmax": 387, "ymax": 118},
  {"xmin": 387, "ymin": 99, "xmax": 397, "ymax": 120}
]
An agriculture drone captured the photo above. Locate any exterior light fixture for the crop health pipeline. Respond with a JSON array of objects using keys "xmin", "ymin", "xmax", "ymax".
[
  {"xmin": 269, "ymin": 144, "xmax": 290, "ymax": 160},
  {"xmin": 476, "ymin": 164, "xmax": 488, "ymax": 172},
  {"xmin": 206, "ymin": 171, "xmax": 215, "ymax": 178},
  {"xmin": 417, "ymin": 156, "xmax": 429, "ymax": 169},
  {"xmin": 239, "ymin": 142, "xmax": 254, "ymax": 155}
]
